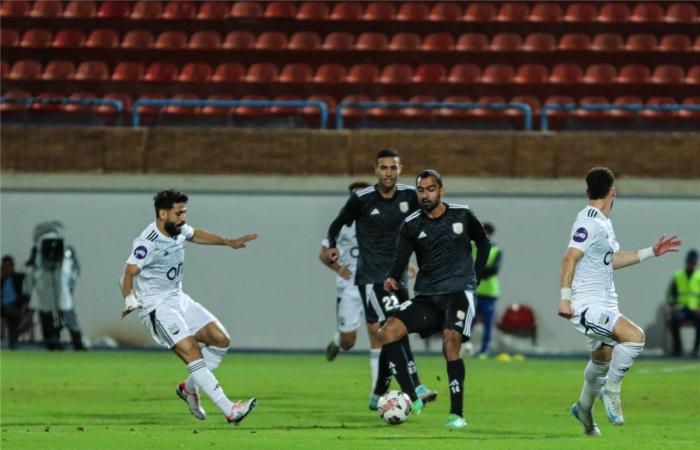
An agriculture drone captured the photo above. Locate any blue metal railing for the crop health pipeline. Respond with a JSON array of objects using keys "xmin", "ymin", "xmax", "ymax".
[
  {"xmin": 335, "ymin": 101, "xmax": 534, "ymax": 131},
  {"xmin": 0, "ymin": 96, "xmax": 125, "ymax": 124},
  {"xmin": 131, "ymin": 99, "xmax": 329, "ymax": 128},
  {"xmin": 541, "ymin": 103, "xmax": 700, "ymax": 132}
]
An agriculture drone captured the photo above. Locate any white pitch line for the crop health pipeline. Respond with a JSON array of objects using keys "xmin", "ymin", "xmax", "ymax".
[{"xmin": 637, "ymin": 364, "xmax": 700, "ymax": 374}]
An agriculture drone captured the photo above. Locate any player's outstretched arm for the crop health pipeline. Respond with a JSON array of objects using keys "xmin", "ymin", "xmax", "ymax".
[
  {"xmin": 121, "ymin": 263, "xmax": 143, "ymax": 318},
  {"xmin": 558, "ymin": 247, "xmax": 583, "ymax": 319},
  {"xmin": 190, "ymin": 229, "xmax": 258, "ymax": 249},
  {"xmin": 613, "ymin": 235, "xmax": 682, "ymax": 270}
]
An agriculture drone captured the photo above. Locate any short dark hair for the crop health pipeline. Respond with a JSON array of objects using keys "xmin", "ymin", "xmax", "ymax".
[
  {"xmin": 153, "ymin": 189, "xmax": 188, "ymax": 216},
  {"xmin": 483, "ymin": 223, "xmax": 495, "ymax": 235},
  {"xmin": 376, "ymin": 148, "xmax": 400, "ymax": 162},
  {"xmin": 687, "ymin": 249, "xmax": 698, "ymax": 265},
  {"xmin": 2, "ymin": 255, "xmax": 14, "ymax": 264},
  {"xmin": 416, "ymin": 169, "xmax": 443, "ymax": 187},
  {"xmin": 348, "ymin": 181, "xmax": 370, "ymax": 192},
  {"xmin": 586, "ymin": 167, "xmax": 615, "ymax": 200}
]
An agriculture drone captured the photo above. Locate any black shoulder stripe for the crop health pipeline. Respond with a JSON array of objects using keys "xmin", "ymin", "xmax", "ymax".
[{"xmin": 146, "ymin": 230, "xmax": 158, "ymax": 241}]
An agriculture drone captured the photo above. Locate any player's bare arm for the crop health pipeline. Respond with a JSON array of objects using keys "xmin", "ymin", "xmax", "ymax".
[
  {"xmin": 559, "ymin": 247, "xmax": 583, "ymax": 319},
  {"xmin": 318, "ymin": 246, "xmax": 351, "ymax": 279},
  {"xmin": 613, "ymin": 235, "xmax": 682, "ymax": 270},
  {"xmin": 190, "ymin": 229, "xmax": 258, "ymax": 249},
  {"xmin": 121, "ymin": 263, "xmax": 142, "ymax": 317},
  {"xmin": 320, "ymin": 246, "xmax": 340, "ymax": 264}
]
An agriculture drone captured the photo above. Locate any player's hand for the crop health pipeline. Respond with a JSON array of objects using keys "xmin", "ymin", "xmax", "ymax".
[
  {"xmin": 321, "ymin": 247, "xmax": 340, "ymax": 264},
  {"xmin": 121, "ymin": 293, "xmax": 142, "ymax": 318},
  {"xmin": 652, "ymin": 234, "xmax": 682, "ymax": 257},
  {"xmin": 337, "ymin": 265, "xmax": 352, "ymax": 280},
  {"xmin": 228, "ymin": 233, "xmax": 258, "ymax": 249},
  {"xmin": 384, "ymin": 277, "xmax": 400, "ymax": 292},
  {"xmin": 558, "ymin": 299, "xmax": 574, "ymax": 319}
]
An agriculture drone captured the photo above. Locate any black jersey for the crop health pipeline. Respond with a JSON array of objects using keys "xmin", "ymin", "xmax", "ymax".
[
  {"xmin": 327, "ymin": 184, "xmax": 420, "ymax": 286},
  {"xmin": 389, "ymin": 203, "xmax": 490, "ymax": 295}
]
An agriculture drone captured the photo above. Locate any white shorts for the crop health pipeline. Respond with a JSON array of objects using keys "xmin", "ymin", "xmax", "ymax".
[
  {"xmin": 337, "ymin": 286, "xmax": 364, "ymax": 333},
  {"xmin": 138, "ymin": 292, "xmax": 221, "ymax": 349},
  {"xmin": 569, "ymin": 302, "xmax": 622, "ymax": 351}
]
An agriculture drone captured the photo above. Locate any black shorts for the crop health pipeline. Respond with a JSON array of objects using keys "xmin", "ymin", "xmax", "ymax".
[
  {"xmin": 359, "ymin": 284, "xmax": 410, "ymax": 324},
  {"xmin": 395, "ymin": 291, "xmax": 476, "ymax": 342}
]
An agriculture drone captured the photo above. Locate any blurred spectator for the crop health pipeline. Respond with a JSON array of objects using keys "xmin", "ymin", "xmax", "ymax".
[
  {"xmin": 472, "ymin": 222, "xmax": 502, "ymax": 357},
  {"xmin": 1, "ymin": 255, "xmax": 32, "ymax": 349},
  {"xmin": 667, "ymin": 249, "xmax": 700, "ymax": 356}
]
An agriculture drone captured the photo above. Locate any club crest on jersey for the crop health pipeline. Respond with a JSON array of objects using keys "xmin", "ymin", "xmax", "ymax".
[
  {"xmin": 597, "ymin": 313, "xmax": 610, "ymax": 326},
  {"xmin": 399, "ymin": 201, "xmax": 409, "ymax": 213},
  {"xmin": 457, "ymin": 310, "xmax": 466, "ymax": 320},
  {"xmin": 452, "ymin": 223, "xmax": 463, "ymax": 234},
  {"xmin": 573, "ymin": 227, "xmax": 588, "ymax": 243},
  {"xmin": 168, "ymin": 323, "xmax": 181, "ymax": 335},
  {"xmin": 133, "ymin": 246, "xmax": 148, "ymax": 260}
]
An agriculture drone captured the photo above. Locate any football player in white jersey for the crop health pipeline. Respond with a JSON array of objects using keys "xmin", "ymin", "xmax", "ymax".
[
  {"xmin": 320, "ymin": 182, "xmax": 368, "ymax": 361},
  {"xmin": 121, "ymin": 190, "xmax": 258, "ymax": 425},
  {"xmin": 558, "ymin": 168, "xmax": 681, "ymax": 436}
]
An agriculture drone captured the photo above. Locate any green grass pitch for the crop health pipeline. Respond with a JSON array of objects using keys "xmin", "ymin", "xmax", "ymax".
[{"xmin": 1, "ymin": 351, "xmax": 699, "ymax": 449}]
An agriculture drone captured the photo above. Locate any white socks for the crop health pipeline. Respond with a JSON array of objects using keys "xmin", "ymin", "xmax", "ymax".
[
  {"xmin": 606, "ymin": 342, "xmax": 645, "ymax": 391},
  {"xmin": 187, "ymin": 359, "xmax": 233, "ymax": 415},
  {"xmin": 579, "ymin": 359, "xmax": 610, "ymax": 410},
  {"xmin": 186, "ymin": 345, "xmax": 228, "ymax": 393},
  {"xmin": 332, "ymin": 332, "xmax": 341, "ymax": 347},
  {"xmin": 369, "ymin": 348, "xmax": 381, "ymax": 392}
]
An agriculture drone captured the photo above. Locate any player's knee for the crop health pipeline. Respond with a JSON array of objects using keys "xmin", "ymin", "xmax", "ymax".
[
  {"xmin": 631, "ymin": 327, "xmax": 645, "ymax": 344},
  {"xmin": 340, "ymin": 332, "xmax": 356, "ymax": 350},
  {"xmin": 442, "ymin": 332, "xmax": 462, "ymax": 360},
  {"xmin": 378, "ymin": 322, "xmax": 401, "ymax": 345},
  {"xmin": 215, "ymin": 335, "xmax": 231, "ymax": 349}
]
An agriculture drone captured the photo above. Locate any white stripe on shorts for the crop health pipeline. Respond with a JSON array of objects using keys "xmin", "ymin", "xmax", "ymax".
[
  {"xmin": 463, "ymin": 291, "xmax": 475, "ymax": 337},
  {"xmin": 366, "ymin": 285, "xmax": 386, "ymax": 322}
]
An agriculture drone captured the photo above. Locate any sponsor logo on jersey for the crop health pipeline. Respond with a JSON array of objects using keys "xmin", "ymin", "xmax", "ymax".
[
  {"xmin": 370, "ymin": 208, "xmax": 380, "ymax": 215},
  {"xmin": 452, "ymin": 222, "xmax": 463, "ymax": 235},
  {"xmin": 399, "ymin": 201, "xmax": 409, "ymax": 213},
  {"xmin": 455, "ymin": 321, "xmax": 464, "ymax": 328},
  {"xmin": 597, "ymin": 313, "xmax": 610, "ymax": 326},
  {"xmin": 167, "ymin": 323, "xmax": 180, "ymax": 335},
  {"xmin": 418, "ymin": 231, "xmax": 427, "ymax": 239},
  {"xmin": 573, "ymin": 227, "xmax": 588, "ymax": 243},
  {"xmin": 134, "ymin": 246, "xmax": 148, "ymax": 260},
  {"xmin": 163, "ymin": 250, "xmax": 169, "ymax": 256}
]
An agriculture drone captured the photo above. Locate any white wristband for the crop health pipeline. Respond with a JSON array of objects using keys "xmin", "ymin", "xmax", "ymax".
[
  {"xmin": 560, "ymin": 288, "xmax": 572, "ymax": 301},
  {"xmin": 124, "ymin": 293, "xmax": 141, "ymax": 309},
  {"xmin": 638, "ymin": 247, "xmax": 654, "ymax": 262}
]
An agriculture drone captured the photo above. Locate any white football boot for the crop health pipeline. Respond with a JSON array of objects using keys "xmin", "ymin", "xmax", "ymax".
[
  {"xmin": 599, "ymin": 387, "xmax": 624, "ymax": 425},
  {"xmin": 226, "ymin": 398, "xmax": 257, "ymax": 425},
  {"xmin": 176, "ymin": 383, "xmax": 206, "ymax": 420},
  {"xmin": 571, "ymin": 402, "xmax": 601, "ymax": 437}
]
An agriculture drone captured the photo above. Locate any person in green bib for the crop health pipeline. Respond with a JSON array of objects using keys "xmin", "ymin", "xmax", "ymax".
[
  {"xmin": 471, "ymin": 222, "xmax": 502, "ymax": 357},
  {"xmin": 668, "ymin": 249, "xmax": 700, "ymax": 356}
]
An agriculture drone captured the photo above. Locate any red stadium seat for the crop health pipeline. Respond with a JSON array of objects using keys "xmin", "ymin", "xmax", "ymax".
[
  {"xmin": 564, "ymin": 3, "xmax": 598, "ymax": 22},
  {"xmin": 234, "ymin": 95, "xmax": 269, "ymax": 118},
  {"xmin": 618, "ymin": 64, "xmax": 651, "ymax": 83},
  {"xmin": 665, "ymin": 3, "xmax": 697, "ymax": 22},
  {"xmin": 609, "ymin": 95, "xmax": 643, "ymax": 120},
  {"xmin": 330, "ymin": 2, "xmax": 363, "ymax": 20},
  {"xmin": 464, "ymin": 2, "xmax": 497, "ymax": 21},
  {"xmin": 163, "ymin": 93, "xmax": 201, "ymax": 116},
  {"xmin": 264, "ymin": 1, "xmax": 296, "ymax": 18},
  {"xmin": 245, "ymin": 63, "xmax": 279, "ymax": 83},
  {"xmin": 429, "ymin": 3, "xmax": 462, "ymax": 21},
  {"xmin": 597, "ymin": 3, "xmax": 630, "ymax": 22},
  {"xmin": 514, "ymin": 64, "xmax": 548, "ymax": 83},
  {"xmin": 679, "ymin": 97, "xmax": 700, "ymax": 120},
  {"xmin": 401, "ymin": 95, "xmax": 438, "ymax": 119},
  {"xmin": 687, "ymin": 66, "xmax": 700, "ymax": 84},
  {"xmin": 2, "ymin": 1, "xmax": 29, "ymax": 17},
  {"xmin": 122, "ymin": 30, "xmax": 154, "ymax": 49},
  {"xmin": 544, "ymin": 95, "xmax": 576, "ymax": 128},
  {"xmin": 288, "ymin": 32, "xmax": 321, "ymax": 50},
  {"xmin": 625, "ymin": 34, "xmax": 658, "ymax": 51},
  {"xmin": 1, "ymin": 60, "xmax": 8, "ymax": 77},
  {"xmin": 498, "ymin": 304, "xmax": 537, "ymax": 342},
  {"xmin": 490, "ymin": 33, "xmax": 522, "ymax": 51},
  {"xmin": 131, "ymin": 1, "xmax": 163, "ymax": 19},
  {"xmin": 591, "ymin": 33, "xmax": 624, "ymax": 51},
  {"xmin": 583, "ymin": 64, "xmax": 617, "ymax": 84},
  {"xmin": 98, "ymin": 1, "xmax": 131, "ymax": 18},
  {"xmin": 302, "ymin": 94, "xmax": 336, "ymax": 118},
  {"xmin": 201, "ymin": 94, "xmax": 234, "ymax": 117},
  {"xmin": 63, "ymin": 1, "xmax": 95, "ymax": 18},
  {"xmin": 456, "ymin": 33, "xmax": 489, "ymax": 51},
  {"xmin": 659, "ymin": 34, "xmax": 692, "ymax": 52},
  {"xmin": 8, "ymin": 60, "xmax": 42, "ymax": 80},
  {"xmin": 367, "ymin": 95, "xmax": 403, "ymax": 120},
  {"xmin": 189, "ymin": 31, "xmax": 221, "ymax": 49},
  {"xmin": 255, "ymin": 31, "xmax": 287, "ymax": 50},
  {"xmin": 52, "ymin": 29, "xmax": 85, "ymax": 48},
  {"xmin": 163, "ymin": 1, "xmax": 196, "ymax": 19},
  {"xmin": 1, "ymin": 90, "xmax": 31, "ymax": 113},
  {"xmin": 1, "ymin": 28, "xmax": 19, "ymax": 46},
  {"xmin": 642, "ymin": 96, "xmax": 677, "ymax": 120},
  {"xmin": 197, "ymin": 1, "xmax": 229, "ymax": 20},
  {"xmin": 279, "ymin": 63, "xmax": 313, "ymax": 83},
  {"xmin": 652, "ymin": 65, "xmax": 685, "ymax": 84},
  {"xmin": 134, "ymin": 93, "xmax": 164, "ymax": 116},
  {"xmin": 507, "ymin": 95, "xmax": 541, "ymax": 129},
  {"xmin": 482, "ymin": 64, "xmax": 514, "ymax": 83},
  {"xmin": 64, "ymin": 92, "xmax": 98, "ymax": 113},
  {"xmin": 231, "ymin": 2, "xmax": 262, "ymax": 18},
  {"xmin": 558, "ymin": 33, "xmax": 591, "ymax": 50},
  {"xmin": 497, "ymin": 2, "xmax": 530, "ymax": 21},
  {"xmin": 179, "ymin": 63, "xmax": 212, "ymax": 82},
  {"xmin": 439, "ymin": 95, "xmax": 473, "ymax": 118},
  {"xmin": 212, "ymin": 63, "xmax": 245, "ymax": 82},
  {"xmin": 471, "ymin": 95, "xmax": 507, "ymax": 119},
  {"xmin": 314, "ymin": 64, "xmax": 347, "ymax": 83},
  {"xmin": 112, "ymin": 62, "xmax": 145, "ymax": 81},
  {"xmin": 86, "ymin": 29, "xmax": 119, "ymax": 48},
  {"xmin": 32, "ymin": 92, "xmax": 64, "ymax": 112},
  {"xmin": 297, "ymin": 2, "xmax": 329, "ymax": 20},
  {"xmin": 523, "ymin": 33, "xmax": 556, "ymax": 51},
  {"xmin": 380, "ymin": 64, "xmax": 413, "ymax": 83},
  {"xmin": 339, "ymin": 94, "xmax": 371, "ymax": 119},
  {"xmin": 413, "ymin": 64, "xmax": 446, "ymax": 83},
  {"xmin": 223, "ymin": 31, "xmax": 255, "ymax": 50},
  {"xmin": 346, "ymin": 64, "xmax": 379, "ymax": 83},
  {"xmin": 144, "ymin": 62, "xmax": 179, "ymax": 81},
  {"xmin": 155, "ymin": 31, "xmax": 188, "ymax": 49},
  {"xmin": 269, "ymin": 94, "xmax": 304, "ymax": 116},
  {"xmin": 363, "ymin": 2, "xmax": 396, "ymax": 20},
  {"xmin": 397, "ymin": 2, "xmax": 429, "ymax": 21},
  {"xmin": 448, "ymin": 64, "xmax": 481, "ymax": 83},
  {"xmin": 75, "ymin": 61, "xmax": 110, "ymax": 80},
  {"xmin": 630, "ymin": 2, "xmax": 664, "ymax": 22},
  {"xmin": 529, "ymin": 3, "xmax": 562, "ymax": 22},
  {"xmin": 696, "ymin": 36, "xmax": 700, "ymax": 51},
  {"xmin": 549, "ymin": 63, "xmax": 583, "ymax": 83},
  {"xmin": 42, "ymin": 60, "xmax": 75, "ymax": 80},
  {"xmin": 422, "ymin": 33, "xmax": 454, "ymax": 51},
  {"xmin": 389, "ymin": 33, "xmax": 422, "ymax": 51},
  {"xmin": 356, "ymin": 32, "xmax": 388, "ymax": 50},
  {"xmin": 323, "ymin": 32, "xmax": 355, "ymax": 50},
  {"xmin": 30, "ymin": 0, "xmax": 62, "ymax": 17}
]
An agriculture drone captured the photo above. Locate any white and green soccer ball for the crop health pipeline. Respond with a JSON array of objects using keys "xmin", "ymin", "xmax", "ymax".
[{"xmin": 377, "ymin": 390, "xmax": 412, "ymax": 425}]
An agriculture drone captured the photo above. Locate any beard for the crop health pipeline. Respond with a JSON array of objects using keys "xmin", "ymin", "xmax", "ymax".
[
  {"xmin": 421, "ymin": 198, "xmax": 440, "ymax": 212},
  {"xmin": 165, "ymin": 220, "xmax": 183, "ymax": 237}
]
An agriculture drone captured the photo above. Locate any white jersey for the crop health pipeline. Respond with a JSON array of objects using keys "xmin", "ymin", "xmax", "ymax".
[
  {"xmin": 321, "ymin": 223, "xmax": 359, "ymax": 295},
  {"xmin": 125, "ymin": 222, "xmax": 195, "ymax": 310},
  {"xmin": 567, "ymin": 206, "xmax": 620, "ymax": 307}
]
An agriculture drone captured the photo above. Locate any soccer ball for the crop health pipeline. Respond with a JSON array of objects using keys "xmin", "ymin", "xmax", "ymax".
[{"xmin": 377, "ymin": 390, "xmax": 412, "ymax": 425}]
